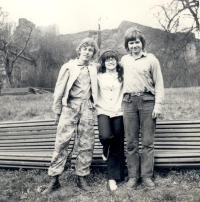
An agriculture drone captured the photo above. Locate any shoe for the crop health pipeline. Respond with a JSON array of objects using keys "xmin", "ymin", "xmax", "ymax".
[
  {"xmin": 103, "ymin": 146, "xmax": 109, "ymax": 160},
  {"xmin": 125, "ymin": 178, "xmax": 138, "ymax": 189},
  {"xmin": 42, "ymin": 175, "xmax": 61, "ymax": 195},
  {"xmin": 77, "ymin": 176, "xmax": 90, "ymax": 191},
  {"xmin": 142, "ymin": 178, "xmax": 155, "ymax": 189},
  {"xmin": 109, "ymin": 180, "xmax": 118, "ymax": 191},
  {"xmin": 102, "ymin": 154, "xmax": 107, "ymax": 161}
]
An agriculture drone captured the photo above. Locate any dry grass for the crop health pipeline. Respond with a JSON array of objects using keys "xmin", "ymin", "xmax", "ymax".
[
  {"xmin": 1, "ymin": 168, "xmax": 200, "ymax": 202},
  {"xmin": 0, "ymin": 87, "xmax": 200, "ymax": 202},
  {"xmin": 0, "ymin": 94, "xmax": 54, "ymax": 122},
  {"xmin": 162, "ymin": 87, "xmax": 200, "ymax": 121},
  {"xmin": 0, "ymin": 87, "xmax": 200, "ymax": 122}
]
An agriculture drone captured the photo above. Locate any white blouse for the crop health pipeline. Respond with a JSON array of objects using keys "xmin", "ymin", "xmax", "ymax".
[{"xmin": 96, "ymin": 71, "xmax": 123, "ymax": 117}]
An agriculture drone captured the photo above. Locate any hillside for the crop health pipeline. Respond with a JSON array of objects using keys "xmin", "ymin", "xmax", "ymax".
[
  {"xmin": 1, "ymin": 20, "xmax": 199, "ymax": 89},
  {"xmin": 54, "ymin": 20, "xmax": 200, "ymax": 88}
]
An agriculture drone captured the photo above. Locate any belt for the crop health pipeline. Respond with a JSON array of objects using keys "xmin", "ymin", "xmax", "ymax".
[{"xmin": 126, "ymin": 92, "xmax": 151, "ymax": 96}]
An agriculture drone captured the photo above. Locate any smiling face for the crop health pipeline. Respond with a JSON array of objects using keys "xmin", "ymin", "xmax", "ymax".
[
  {"xmin": 124, "ymin": 28, "xmax": 146, "ymax": 55},
  {"xmin": 104, "ymin": 57, "xmax": 117, "ymax": 71},
  {"xmin": 128, "ymin": 38, "xmax": 143, "ymax": 56},
  {"xmin": 78, "ymin": 45, "xmax": 94, "ymax": 63}
]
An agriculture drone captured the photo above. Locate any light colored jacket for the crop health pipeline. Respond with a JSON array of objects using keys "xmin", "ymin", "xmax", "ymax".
[{"xmin": 52, "ymin": 59, "xmax": 98, "ymax": 114}]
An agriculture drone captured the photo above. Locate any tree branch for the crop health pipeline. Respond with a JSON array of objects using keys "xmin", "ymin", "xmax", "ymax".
[
  {"xmin": 12, "ymin": 26, "xmax": 33, "ymax": 63},
  {"xmin": 183, "ymin": 0, "xmax": 199, "ymax": 30},
  {"xmin": 5, "ymin": 36, "xmax": 21, "ymax": 48}
]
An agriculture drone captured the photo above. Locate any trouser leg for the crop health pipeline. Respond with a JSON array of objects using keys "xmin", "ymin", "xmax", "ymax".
[
  {"xmin": 123, "ymin": 98, "xmax": 140, "ymax": 179},
  {"xmin": 48, "ymin": 106, "xmax": 79, "ymax": 176},
  {"xmin": 108, "ymin": 116, "xmax": 125, "ymax": 180},
  {"xmin": 75, "ymin": 101, "xmax": 95, "ymax": 176},
  {"xmin": 98, "ymin": 115, "xmax": 113, "ymax": 158},
  {"xmin": 140, "ymin": 99, "xmax": 156, "ymax": 178},
  {"xmin": 98, "ymin": 115, "xmax": 125, "ymax": 180}
]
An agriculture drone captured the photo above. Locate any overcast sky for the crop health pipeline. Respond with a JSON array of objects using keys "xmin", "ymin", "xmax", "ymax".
[{"xmin": 0, "ymin": 0, "xmax": 186, "ymax": 34}]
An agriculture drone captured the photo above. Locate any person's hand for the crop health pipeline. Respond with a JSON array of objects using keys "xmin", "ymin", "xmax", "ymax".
[
  {"xmin": 55, "ymin": 114, "xmax": 60, "ymax": 124},
  {"xmin": 152, "ymin": 108, "xmax": 161, "ymax": 119}
]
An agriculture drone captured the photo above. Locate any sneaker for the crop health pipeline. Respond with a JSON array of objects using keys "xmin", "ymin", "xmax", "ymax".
[
  {"xmin": 109, "ymin": 180, "xmax": 118, "ymax": 191},
  {"xmin": 142, "ymin": 178, "xmax": 155, "ymax": 189},
  {"xmin": 125, "ymin": 178, "xmax": 138, "ymax": 189},
  {"xmin": 103, "ymin": 146, "xmax": 109, "ymax": 159},
  {"xmin": 102, "ymin": 154, "xmax": 107, "ymax": 161}
]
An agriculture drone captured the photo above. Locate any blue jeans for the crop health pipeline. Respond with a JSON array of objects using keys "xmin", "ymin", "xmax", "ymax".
[{"xmin": 123, "ymin": 93, "xmax": 156, "ymax": 178}]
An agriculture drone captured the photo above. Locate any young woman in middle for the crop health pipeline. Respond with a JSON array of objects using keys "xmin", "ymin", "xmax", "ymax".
[{"xmin": 96, "ymin": 50, "xmax": 125, "ymax": 191}]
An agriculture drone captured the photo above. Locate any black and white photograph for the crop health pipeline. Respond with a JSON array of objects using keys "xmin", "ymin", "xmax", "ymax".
[{"xmin": 0, "ymin": 0, "xmax": 199, "ymax": 201}]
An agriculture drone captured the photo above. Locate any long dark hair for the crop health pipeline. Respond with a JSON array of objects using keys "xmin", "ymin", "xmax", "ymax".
[{"xmin": 98, "ymin": 50, "xmax": 123, "ymax": 82}]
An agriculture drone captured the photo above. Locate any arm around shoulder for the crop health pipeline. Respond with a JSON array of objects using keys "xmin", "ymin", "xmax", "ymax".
[
  {"xmin": 119, "ymin": 55, "xmax": 125, "ymax": 67},
  {"xmin": 94, "ymin": 62, "xmax": 101, "ymax": 72}
]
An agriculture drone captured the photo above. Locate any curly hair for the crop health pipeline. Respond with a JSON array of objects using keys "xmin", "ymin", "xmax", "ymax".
[
  {"xmin": 98, "ymin": 50, "xmax": 123, "ymax": 82},
  {"xmin": 76, "ymin": 37, "xmax": 99, "ymax": 58}
]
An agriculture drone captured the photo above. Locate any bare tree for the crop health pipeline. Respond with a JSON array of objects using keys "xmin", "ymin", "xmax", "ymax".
[
  {"xmin": 152, "ymin": 0, "xmax": 200, "ymax": 87},
  {"xmin": 0, "ymin": 8, "xmax": 35, "ymax": 87},
  {"xmin": 154, "ymin": 0, "xmax": 199, "ymax": 34}
]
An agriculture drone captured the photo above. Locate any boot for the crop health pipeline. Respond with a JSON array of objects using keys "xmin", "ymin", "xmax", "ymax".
[
  {"xmin": 125, "ymin": 178, "xmax": 139, "ymax": 189},
  {"xmin": 77, "ymin": 176, "xmax": 90, "ymax": 191},
  {"xmin": 142, "ymin": 177, "xmax": 155, "ymax": 189},
  {"xmin": 42, "ymin": 175, "xmax": 61, "ymax": 195}
]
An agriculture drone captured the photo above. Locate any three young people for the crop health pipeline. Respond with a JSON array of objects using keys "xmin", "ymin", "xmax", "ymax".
[{"xmin": 43, "ymin": 27, "xmax": 164, "ymax": 194}]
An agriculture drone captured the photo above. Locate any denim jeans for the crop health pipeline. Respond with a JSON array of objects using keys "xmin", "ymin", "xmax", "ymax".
[
  {"xmin": 98, "ymin": 115, "xmax": 125, "ymax": 180},
  {"xmin": 123, "ymin": 93, "xmax": 156, "ymax": 178}
]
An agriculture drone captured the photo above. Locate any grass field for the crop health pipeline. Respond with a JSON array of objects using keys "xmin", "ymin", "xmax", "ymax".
[
  {"xmin": 1, "ymin": 167, "xmax": 200, "ymax": 202},
  {"xmin": 0, "ymin": 87, "xmax": 200, "ymax": 122},
  {"xmin": 0, "ymin": 87, "xmax": 200, "ymax": 202}
]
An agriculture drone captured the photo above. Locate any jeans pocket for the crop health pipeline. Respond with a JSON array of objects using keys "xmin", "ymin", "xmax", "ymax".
[
  {"xmin": 142, "ymin": 95, "xmax": 155, "ymax": 101},
  {"xmin": 123, "ymin": 94, "xmax": 132, "ymax": 103}
]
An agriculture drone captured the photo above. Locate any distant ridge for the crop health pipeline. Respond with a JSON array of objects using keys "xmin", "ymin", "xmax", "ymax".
[
  {"xmin": 58, "ymin": 20, "xmax": 200, "ymax": 87},
  {"xmin": 1, "ymin": 19, "xmax": 199, "ymax": 89}
]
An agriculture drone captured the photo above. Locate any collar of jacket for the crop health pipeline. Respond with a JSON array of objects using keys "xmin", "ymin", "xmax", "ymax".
[{"xmin": 76, "ymin": 58, "xmax": 94, "ymax": 66}]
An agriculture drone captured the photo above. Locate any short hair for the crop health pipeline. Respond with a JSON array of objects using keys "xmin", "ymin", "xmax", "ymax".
[
  {"xmin": 76, "ymin": 37, "xmax": 99, "ymax": 58},
  {"xmin": 98, "ymin": 50, "xmax": 123, "ymax": 82},
  {"xmin": 124, "ymin": 27, "xmax": 146, "ymax": 51}
]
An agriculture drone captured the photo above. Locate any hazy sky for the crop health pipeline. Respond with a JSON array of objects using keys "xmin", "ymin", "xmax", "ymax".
[{"xmin": 0, "ymin": 0, "xmax": 180, "ymax": 34}]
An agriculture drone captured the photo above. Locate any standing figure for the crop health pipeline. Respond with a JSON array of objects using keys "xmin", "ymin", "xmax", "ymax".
[
  {"xmin": 42, "ymin": 38, "xmax": 99, "ymax": 195},
  {"xmin": 97, "ymin": 50, "xmax": 125, "ymax": 191},
  {"xmin": 121, "ymin": 28, "xmax": 164, "ymax": 189}
]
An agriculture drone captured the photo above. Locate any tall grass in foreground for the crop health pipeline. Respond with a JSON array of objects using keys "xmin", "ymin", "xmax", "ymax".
[{"xmin": 0, "ymin": 87, "xmax": 200, "ymax": 122}]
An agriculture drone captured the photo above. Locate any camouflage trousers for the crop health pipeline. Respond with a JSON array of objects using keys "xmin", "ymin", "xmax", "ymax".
[{"xmin": 48, "ymin": 100, "xmax": 95, "ymax": 177}]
